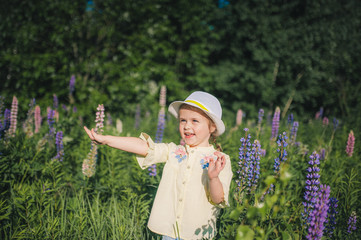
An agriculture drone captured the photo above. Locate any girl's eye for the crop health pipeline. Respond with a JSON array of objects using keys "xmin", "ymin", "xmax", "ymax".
[
  {"xmin": 180, "ymin": 119, "xmax": 186, "ymax": 123},
  {"xmin": 193, "ymin": 120, "xmax": 199, "ymax": 123}
]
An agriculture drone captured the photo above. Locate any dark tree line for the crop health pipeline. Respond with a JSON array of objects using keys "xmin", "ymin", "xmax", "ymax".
[{"xmin": 1, "ymin": 0, "xmax": 360, "ymax": 125}]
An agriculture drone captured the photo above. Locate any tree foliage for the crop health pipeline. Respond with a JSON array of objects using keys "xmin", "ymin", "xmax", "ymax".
[{"xmin": 1, "ymin": 0, "xmax": 360, "ymax": 123}]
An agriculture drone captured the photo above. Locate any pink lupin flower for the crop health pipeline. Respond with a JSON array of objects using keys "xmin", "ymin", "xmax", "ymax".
[
  {"xmin": 34, "ymin": 105, "xmax": 41, "ymax": 133},
  {"xmin": 159, "ymin": 85, "xmax": 167, "ymax": 107},
  {"xmin": 23, "ymin": 98, "xmax": 36, "ymax": 137},
  {"xmin": 82, "ymin": 104, "xmax": 105, "ymax": 178},
  {"xmin": 7, "ymin": 96, "xmax": 18, "ymax": 138},
  {"xmin": 322, "ymin": 117, "xmax": 329, "ymax": 126},
  {"xmin": 346, "ymin": 130, "xmax": 355, "ymax": 157},
  {"xmin": 95, "ymin": 104, "xmax": 105, "ymax": 133},
  {"xmin": 236, "ymin": 109, "xmax": 243, "ymax": 126}
]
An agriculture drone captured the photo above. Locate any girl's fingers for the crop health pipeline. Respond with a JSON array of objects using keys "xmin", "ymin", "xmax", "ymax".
[{"xmin": 84, "ymin": 126, "xmax": 94, "ymax": 139}]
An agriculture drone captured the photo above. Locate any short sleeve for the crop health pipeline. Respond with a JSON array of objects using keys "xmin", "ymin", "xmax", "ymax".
[{"xmin": 136, "ymin": 132, "xmax": 172, "ymax": 169}]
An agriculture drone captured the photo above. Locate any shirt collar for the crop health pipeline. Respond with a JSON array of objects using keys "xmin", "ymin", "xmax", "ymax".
[{"xmin": 185, "ymin": 144, "xmax": 215, "ymax": 153}]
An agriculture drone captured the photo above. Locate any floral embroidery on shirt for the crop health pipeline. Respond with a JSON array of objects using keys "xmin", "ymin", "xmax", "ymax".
[
  {"xmin": 174, "ymin": 147, "xmax": 187, "ymax": 163},
  {"xmin": 200, "ymin": 154, "xmax": 217, "ymax": 169}
]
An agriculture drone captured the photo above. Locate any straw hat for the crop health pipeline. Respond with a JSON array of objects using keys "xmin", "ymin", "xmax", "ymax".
[{"xmin": 168, "ymin": 91, "xmax": 225, "ymax": 136}]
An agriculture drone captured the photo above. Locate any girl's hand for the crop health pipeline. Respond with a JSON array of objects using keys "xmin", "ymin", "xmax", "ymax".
[
  {"xmin": 208, "ymin": 151, "xmax": 226, "ymax": 180},
  {"xmin": 84, "ymin": 126, "xmax": 106, "ymax": 145}
]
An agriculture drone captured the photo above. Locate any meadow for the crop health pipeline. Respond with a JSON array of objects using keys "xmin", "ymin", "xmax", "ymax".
[{"xmin": 0, "ymin": 88, "xmax": 359, "ymax": 240}]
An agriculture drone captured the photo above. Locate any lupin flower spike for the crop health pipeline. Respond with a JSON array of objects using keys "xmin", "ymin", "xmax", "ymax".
[
  {"xmin": 7, "ymin": 96, "xmax": 18, "ymax": 138},
  {"xmin": 52, "ymin": 131, "xmax": 64, "ymax": 161},
  {"xmin": 149, "ymin": 104, "xmax": 166, "ymax": 176},
  {"xmin": 306, "ymin": 185, "xmax": 330, "ymax": 240},
  {"xmin": 134, "ymin": 104, "xmax": 141, "ymax": 130},
  {"xmin": 236, "ymin": 128, "xmax": 262, "ymax": 195},
  {"xmin": 302, "ymin": 151, "xmax": 321, "ymax": 224},
  {"xmin": 271, "ymin": 107, "xmax": 280, "ymax": 139},
  {"xmin": 324, "ymin": 197, "xmax": 338, "ymax": 238},
  {"xmin": 47, "ymin": 107, "xmax": 56, "ymax": 137},
  {"xmin": 236, "ymin": 109, "xmax": 243, "ymax": 126},
  {"xmin": 347, "ymin": 211, "xmax": 357, "ymax": 234},
  {"xmin": 159, "ymin": 85, "xmax": 167, "ymax": 107},
  {"xmin": 290, "ymin": 121, "xmax": 299, "ymax": 144},
  {"xmin": 82, "ymin": 104, "xmax": 105, "ymax": 178},
  {"xmin": 346, "ymin": 130, "xmax": 355, "ymax": 157},
  {"xmin": 322, "ymin": 117, "xmax": 329, "ymax": 126},
  {"xmin": 23, "ymin": 98, "xmax": 36, "ymax": 137},
  {"xmin": 69, "ymin": 75, "xmax": 76, "ymax": 94},
  {"xmin": 34, "ymin": 105, "xmax": 41, "ymax": 133},
  {"xmin": 95, "ymin": 104, "xmax": 105, "ymax": 133},
  {"xmin": 53, "ymin": 94, "xmax": 58, "ymax": 109},
  {"xmin": 273, "ymin": 132, "xmax": 288, "ymax": 174}
]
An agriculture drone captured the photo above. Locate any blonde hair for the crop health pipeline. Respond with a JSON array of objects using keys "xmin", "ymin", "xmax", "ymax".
[{"xmin": 179, "ymin": 104, "xmax": 222, "ymax": 152}]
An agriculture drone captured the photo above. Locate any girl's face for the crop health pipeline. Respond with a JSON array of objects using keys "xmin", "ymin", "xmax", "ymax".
[{"xmin": 178, "ymin": 108, "xmax": 216, "ymax": 148}]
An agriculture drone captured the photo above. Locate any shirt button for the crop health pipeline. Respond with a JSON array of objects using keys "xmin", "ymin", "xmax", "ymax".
[
  {"xmin": 179, "ymin": 198, "xmax": 183, "ymax": 202},
  {"xmin": 187, "ymin": 165, "xmax": 191, "ymax": 169},
  {"xmin": 191, "ymin": 150, "xmax": 194, "ymax": 153},
  {"xmin": 182, "ymin": 181, "xmax": 186, "ymax": 185}
]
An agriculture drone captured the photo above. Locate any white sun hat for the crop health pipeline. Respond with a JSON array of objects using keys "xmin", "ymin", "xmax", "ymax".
[{"xmin": 168, "ymin": 91, "xmax": 225, "ymax": 136}]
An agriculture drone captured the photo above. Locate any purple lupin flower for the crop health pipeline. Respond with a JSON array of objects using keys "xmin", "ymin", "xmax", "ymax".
[
  {"xmin": 0, "ymin": 109, "xmax": 10, "ymax": 139},
  {"xmin": 319, "ymin": 148, "xmax": 326, "ymax": 161},
  {"xmin": 53, "ymin": 94, "xmax": 58, "ymax": 109},
  {"xmin": 324, "ymin": 197, "xmax": 338, "ymax": 238},
  {"xmin": 236, "ymin": 128, "xmax": 251, "ymax": 195},
  {"xmin": 149, "ymin": 107, "xmax": 166, "ymax": 177},
  {"xmin": 47, "ymin": 107, "xmax": 56, "ymax": 137},
  {"xmin": 287, "ymin": 113, "xmax": 294, "ymax": 127},
  {"xmin": 306, "ymin": 184, "xmax": 330, "ymax": 240},
  {"xmin": 3, "ymin": 108, "xmax": 10, "ymax": 130},
  {"xmin": 347, "ymin": 211, "xmax": 357, "ymax": 234},
  {"xmin": 23, "ymin": 98, "xmax": 36, "ymax": 137},
  {"xmin": 260, "ymin": 183, "xmax": 275, "ymax": 201},
  {"xmin": 69, "ymin": 75, "xmax": 76, "ymax": 94},
  {"xmin": 346, "ymin": 130, "xmax": 355, "ymax": 157},
  {"xmin": 256, "ymin": 108, "xmax": 264, "ymax": 138},
  {"xmin": 332, "ymin": 118, "xmax": 339, "ymax": 131},
  {"xmin": 258, "ymin": 108, "xmax": 264, "ymax": 125},
  {"xmin": 271, "ymin": 107, "xmax": 280, "ymax": 139},
  {"xmin": 273, "ymin": 132, "xmax": 288, "ymax": 174},
  {"xmin": 134, "ymin": 104, "xmax": 141, "ymax": 130},
  {"xmin": 34, "ymin": 105, "xmax": 41, "ymax": 133},
  {"xmin": 290, "ymin": 121, "xmax": 299, "ymax": 145},
  {"xmin": 236, "ymin": 128, "xmax": 262, "ymax": 195},
  {"xmin": 52, "ymin": 131, "xmax": 64, "ymax": 161},
  {"xmin": 302, "ymin": 152, "xmax": 321, "ymax": 224},
  {"xmin": 82, "ymin": 104, "xmax": 105, "ymax": 178}
]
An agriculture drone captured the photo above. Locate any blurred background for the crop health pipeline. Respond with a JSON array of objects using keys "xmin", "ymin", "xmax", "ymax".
[{"xmin": 1, "ymin": 0, "xmax": 360, "ymax": 125}]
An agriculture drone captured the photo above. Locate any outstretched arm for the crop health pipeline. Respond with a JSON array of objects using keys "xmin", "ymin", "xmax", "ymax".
[
  {"xmin": 84, "ymin": 126, "xmax": 149, "ymax": 156},
  {"xmin": 208, "ymin": 152, "xmax": 226, "ymax": 204}
]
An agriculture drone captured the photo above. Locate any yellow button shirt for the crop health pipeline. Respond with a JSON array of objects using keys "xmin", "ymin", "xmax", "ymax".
[{"xmin": 136, "ymin": 133, "xmax": 233, "ymax": 240}]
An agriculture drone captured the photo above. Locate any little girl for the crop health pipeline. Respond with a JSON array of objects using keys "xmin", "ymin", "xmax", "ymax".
[{"xmin": 84, "ymin": 91, "xmax": 233, "ymax": 240}]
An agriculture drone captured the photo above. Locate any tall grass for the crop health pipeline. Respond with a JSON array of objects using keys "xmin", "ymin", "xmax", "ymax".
[{"xmin": 0, "ymin": 97, "xmax": 360, "ymax": 239}]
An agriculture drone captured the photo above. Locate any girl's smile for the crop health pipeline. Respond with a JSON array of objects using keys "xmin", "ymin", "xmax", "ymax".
[{"xmin": 179, "ymin": 108, "xmax": 216, "ymax": 148}]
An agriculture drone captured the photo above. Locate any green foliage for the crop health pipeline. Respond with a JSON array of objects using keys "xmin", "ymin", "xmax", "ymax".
[
  {"xmin": 1, "ymin": 93, "xmax": 360, "ymax": 239},
  {"xmin": 1, "ymin": 0, "xmax": 361, "ymax": 123}
]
